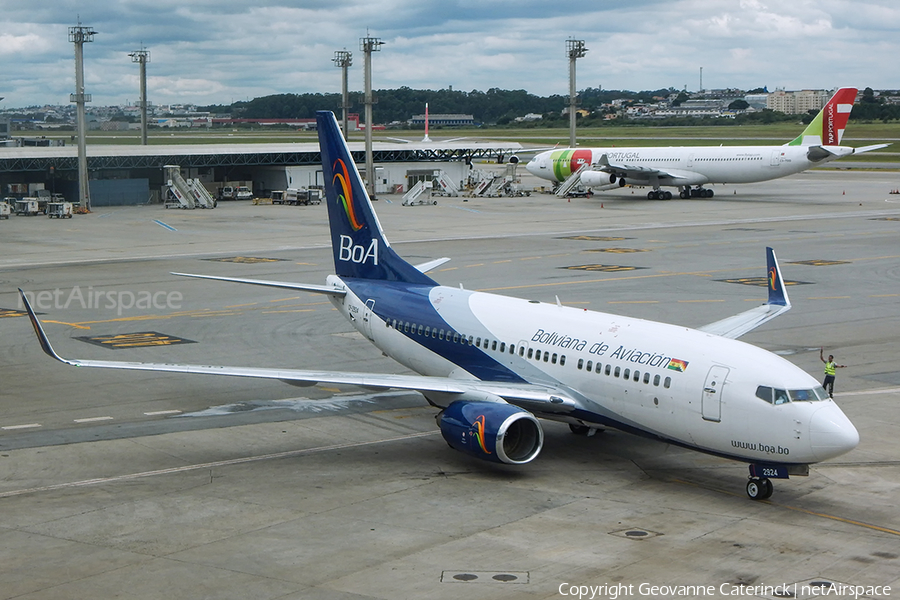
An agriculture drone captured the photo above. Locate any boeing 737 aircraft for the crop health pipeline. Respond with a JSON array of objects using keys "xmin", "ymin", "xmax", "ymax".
[
  {"xmin": 525, "ymin": 87, "xmax": 888, "ymax": 199},
  {"xmin": 20, "ymin": 111, "xmax": 859, "ymax": 500}
]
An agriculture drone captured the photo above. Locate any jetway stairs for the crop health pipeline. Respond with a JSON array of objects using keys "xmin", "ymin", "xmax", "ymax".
[
  {"xmin": 164, "ymin": 165, "xmax": 216, "ymax": 209},
  {"xmin": 555, "ymin": 163, "xmax": 591, "ymax": 197},
  {"xmin": 402, "ymin": 180, "xmax": 437, "ymax": 206},
  {"xmin": 472, "ymin": 174, "xmax": 507, "ymax": 197},
  {"xmin": 433, "ymin": 170, "xmax": 459, "ymax": 197}
]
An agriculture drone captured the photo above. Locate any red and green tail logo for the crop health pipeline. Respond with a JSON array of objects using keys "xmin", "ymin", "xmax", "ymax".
[{"xmin": 333, "ymin": 159, "xmax": 363, "ymax": 231}]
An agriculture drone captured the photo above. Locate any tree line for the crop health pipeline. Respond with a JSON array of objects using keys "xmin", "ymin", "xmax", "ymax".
[{"xmin": 197, "ymin": 86, "xmax": 900, "ymax": 127}]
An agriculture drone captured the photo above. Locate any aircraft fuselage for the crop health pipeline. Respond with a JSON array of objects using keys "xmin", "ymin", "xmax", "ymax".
[
  {"xmin": 526, "ymin": 144, "xmax": 854, "ymax": 187},
  {"xmin": 331, "ymin": 275, "xmax": 858, "ymax": 467}
]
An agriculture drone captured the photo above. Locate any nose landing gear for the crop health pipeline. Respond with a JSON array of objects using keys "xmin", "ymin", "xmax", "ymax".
[
  {"xmin": 746, "ymin": 463, "xmax": 798, "ymax": 500},
  {"xmin": 746, "ymin": 476, "xmax": 774, "ymax": 500}
]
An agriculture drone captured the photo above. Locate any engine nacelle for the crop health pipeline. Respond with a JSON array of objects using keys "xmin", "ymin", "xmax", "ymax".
[
  {"xmin": 438, "ymin": 400, "xmax": 543, "ymax": 465},
  {"xmin": 580, "ymin": 170, "xmax": 617, "ymax": 188},
  {"xmin": 508, "ymin": 155, "xmax": 520, "ymax": 165}
]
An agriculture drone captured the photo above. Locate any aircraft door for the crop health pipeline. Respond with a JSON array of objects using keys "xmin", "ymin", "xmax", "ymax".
[
  {"xmin": 770, "ymin": 150, "xmax": 783, "ymax": 167},
  {"xmin": 701, "ymin": 365, "xmax": 729, "ymax": 422},
  {"xmin": 362, "ymin": 299, "xmax": 376, "ymax": 340}
]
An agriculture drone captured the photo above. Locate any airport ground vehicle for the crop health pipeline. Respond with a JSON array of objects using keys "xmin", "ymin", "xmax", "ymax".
[
  {"xmin": 273, "ymin": 188, "xmax": 323, "ymax": 205},
  {"xmin": 0, "ymin": 200, "xmax": 10, "ymax": 219},
  {"xmin": 46, "ymin": 202, "xmax": 74, "ymax": 218},
  {"xmin": 14, "ymin": 198, "xmax": 40, "ymax": 216},
  {"xmin": 235, "ymin": 186, "xmax": 253, "ymax": 201}
]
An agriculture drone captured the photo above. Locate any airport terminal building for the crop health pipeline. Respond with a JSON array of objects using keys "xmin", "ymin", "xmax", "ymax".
[{"xmin": 0, "ymin": 140, "xmax": 522, "ymax": 205}]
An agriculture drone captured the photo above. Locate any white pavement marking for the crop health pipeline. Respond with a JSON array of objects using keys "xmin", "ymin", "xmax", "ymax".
[
  {"xmin": 144, "ymin": 410, "xmax": 183, "ymax": 416},
  {"xmin": 1, "ymin": 423, "xmax": 42, "ymax": 430},
  {"xmin": 839, "ymin": 387, "xmax": 900, "ymax": 397},
  {"xmin": 73, "ymin": 416, "xmax": 115, "ymax": 423}
]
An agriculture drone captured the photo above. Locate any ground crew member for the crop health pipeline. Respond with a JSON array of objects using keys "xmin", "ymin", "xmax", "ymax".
[{"xmin": 819, "ymin": 348, "xmax": 846, "ymax": 398}]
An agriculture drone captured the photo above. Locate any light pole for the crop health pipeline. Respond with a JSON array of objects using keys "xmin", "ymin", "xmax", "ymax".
[
  {"xmin": 566, "ymin": 39, "xmax": 587, "ymax": 148},
  {"xmin": 129, "ymin": 48, "xmax": 150, "ymax": 145},
  {"xmin": 360, "ymin": 35, "xmax": 383, "ymax": 199},
  {"xmin": 332, "ymin": 50, "xmax": 352, "ymax": 140},
  {"xmin": 69, "ymin": 22, "xmax": 96, "ymax": 211}
]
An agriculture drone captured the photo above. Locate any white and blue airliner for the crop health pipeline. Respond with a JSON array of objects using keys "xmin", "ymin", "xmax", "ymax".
[{"xmin": 20, "ymin": 111, "xmax": 859, "ymax": 500}]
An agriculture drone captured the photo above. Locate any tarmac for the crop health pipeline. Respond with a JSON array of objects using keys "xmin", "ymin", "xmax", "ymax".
[{"xmin": 2, "ymin": 169, "xmax": 900, "ymax": 599}]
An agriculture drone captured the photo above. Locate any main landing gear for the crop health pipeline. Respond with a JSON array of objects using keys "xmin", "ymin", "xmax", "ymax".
[
  {"xmin": 569, "ymin": 423, "xmax": 601, "ymax": 437},
  {"xmin": 647, "ymin": 189, "xmax": 673, "ymax": 200},
  {"xmin": 683, "ymin": 187, "xmax": 714, "ymax": 199}
]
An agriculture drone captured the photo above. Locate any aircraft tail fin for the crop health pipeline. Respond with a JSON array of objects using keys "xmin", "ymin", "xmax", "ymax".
[
  {"xmin": 316, "ymin": 111, "xmax": 436, "ymax": 284},
  {"xmin": 786, "ymin": 87, "xmax": 857, "ymax": 147},
  {"xmin": 766, "ymin": 246, "xmax": 790, "ymax": 307}
]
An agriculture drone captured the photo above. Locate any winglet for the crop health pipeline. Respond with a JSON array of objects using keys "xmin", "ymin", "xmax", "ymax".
[
  {"xmin": 766, "ymin": 247, "xmax": 790, "ymax": 307},
  {"xmin": 18, "ymin": 289, "xmax": 70, "ymax": 364},
  {"xmin": 697, "ymin": 248, "xmax": 792, "ymax": 339}
]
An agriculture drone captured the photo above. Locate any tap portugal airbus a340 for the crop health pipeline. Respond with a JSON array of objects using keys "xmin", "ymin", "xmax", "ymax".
[
  {"xmin": 20, "ymin": 111, "xmax": 859, "ymax": 500},
  {"xmin": 525, "ymin": 87, "xmax": 888, "ymax": 199}
]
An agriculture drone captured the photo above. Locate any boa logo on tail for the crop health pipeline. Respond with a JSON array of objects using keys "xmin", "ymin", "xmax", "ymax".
[
  {"xmin": 768, "ymin": 266, "xmax": 778, "ymax": 291},
  {"xmin": 333, "ymin": 159, "xmax": 363, "ymax": 231}
]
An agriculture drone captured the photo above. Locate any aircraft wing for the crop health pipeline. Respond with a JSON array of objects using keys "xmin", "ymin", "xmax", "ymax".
[
  {"xmin": 19, "ymin": 289, "xmax": 580, "ymax": 414},
  {"xmin": 698, "ymin": 247, "xmax": 791, "ymax": 339},
  {"xmin": 594, "ymin": 153, "xmax": 691, "ymax": 182}
]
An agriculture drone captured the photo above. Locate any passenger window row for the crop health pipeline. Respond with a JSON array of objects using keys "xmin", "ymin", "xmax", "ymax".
[
  {"xmin": 386, "ymin": 319, "xmax": 517, "ymax": 355},
  {"xmin": 576, "ymin": 357, "xmax": 671, "ymax": 389},
  {"xmin": 386, "ymin": 318, "xmax": 668, "ymax": 387},
  {"xmin": 525, "ymin": 347, "xmax": 566, "ymax": 366}
]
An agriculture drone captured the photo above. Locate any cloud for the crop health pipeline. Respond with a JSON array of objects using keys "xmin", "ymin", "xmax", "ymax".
[{"xmin": 0, "ymin": 0, "xmax": 897, "ymax": 108}]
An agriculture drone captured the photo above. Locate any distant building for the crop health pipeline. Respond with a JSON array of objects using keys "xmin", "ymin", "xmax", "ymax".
[
  {"xmin": 515, "ymin": 113, "xmax": 543, "ymax": 122},
  {"xmin": 743, "ymin": 94, "xmax": 769, "ymax": 110},
  {"xmin": 767, "ymin": 89, "xmax": 832, "ymax": 115},
  {"xmin": 560, "ymin": 107, "xmax": 590, "ymax": 118},
  {"xmin": 409, "ymin": 113, "xmax": 475, "ymax": 127},
  {"xmin": 656, "ymin": 99, "xmax": 728, "ymax": 118}
]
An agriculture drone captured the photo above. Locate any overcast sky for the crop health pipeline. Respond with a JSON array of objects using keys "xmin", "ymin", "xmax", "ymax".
[{"xmin": 1, "ymin": 0, "xmax": 897, "ymax": 108}]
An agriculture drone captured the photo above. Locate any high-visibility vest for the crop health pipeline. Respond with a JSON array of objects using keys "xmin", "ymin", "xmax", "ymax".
[{"xmin": 824, "ymin": 361, "xmax": 836, "ymax": 376}]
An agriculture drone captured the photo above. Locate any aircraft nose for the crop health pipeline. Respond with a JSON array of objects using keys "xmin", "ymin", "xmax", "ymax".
[
  {"xmin": 525, "ymin": 158, "xmax": 540, "ymax": 176},
  {"xmin": 809, "ymin": 404, "xmax": 859, "ymax": 461}
]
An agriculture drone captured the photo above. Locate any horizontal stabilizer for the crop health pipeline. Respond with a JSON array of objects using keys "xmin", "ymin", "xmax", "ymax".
[
  {"xmin": 171, "ymin": 272, "xmax": 346, "ymax": 296},
  {"xmin": 853, "ymin": 143, "xmax": 891, "ymax": 154},
  {"xmin": 414, "ymin": 257, "xmax": 451, "ymax": 273}
]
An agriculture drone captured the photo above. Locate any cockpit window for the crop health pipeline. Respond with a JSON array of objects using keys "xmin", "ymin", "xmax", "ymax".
[
  {"xmin": 791, "ymin": 387, "xmax": 829, "ymax": 401},
  {"xmin": 789, "ymin": 389, "xmax": 813, "ymax": 402},
  {"xmin": 755, "ymin": 386, "xmax": 773, "ymax": 403},
  {"xmin": 757, "ymin": 384, "xmax": 828, "ymax": 404}
]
